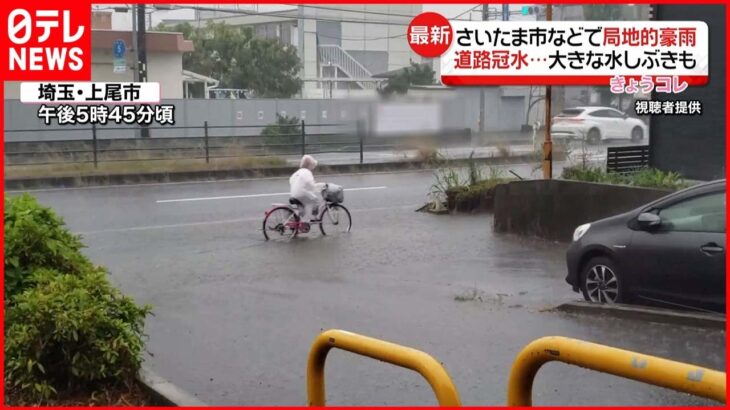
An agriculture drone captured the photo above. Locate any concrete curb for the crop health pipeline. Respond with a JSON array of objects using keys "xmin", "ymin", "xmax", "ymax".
[
  {"xmin": 137, "ymin": 366, "xmax": 207, "ymax": 406},
  {"xmin": 6, "ymin": 155, "xmax": 538, "ymax": 190},
  {"xmin": 554, "ymin": 301, "xmax": 725, "ymax": 330}
]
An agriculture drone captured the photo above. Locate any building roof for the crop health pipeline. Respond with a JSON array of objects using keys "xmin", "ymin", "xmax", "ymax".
[
  {"xmin": 182, "ymin": 70, "xmax": 220, "ymax": 86},
  {"xmin": 92, "ymin": 30, "xmax": 194, "ymax": 52}
]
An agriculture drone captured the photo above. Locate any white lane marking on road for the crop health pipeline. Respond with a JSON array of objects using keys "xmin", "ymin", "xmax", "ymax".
[
  {"xmin": 78, "ymin": 204, "xmax": 417, "ymax": 235},
  {"xmin": 155, "ymin": 186, "xmax": 387, "ymax": 204},
  {"xmin": 78, "ymin": 216, "xmax": 261, "ymax": 234}
]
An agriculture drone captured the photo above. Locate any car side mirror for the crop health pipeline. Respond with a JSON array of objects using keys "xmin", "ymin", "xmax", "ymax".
[{"xmin": 637, "ymin": 212, "xmax": 661, "ymax": 229}]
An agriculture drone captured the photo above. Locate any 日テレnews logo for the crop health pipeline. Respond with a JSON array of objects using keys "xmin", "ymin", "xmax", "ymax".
[{"xmin": 1, "ymin": 2, "xmax": 90, "ymax": 80}]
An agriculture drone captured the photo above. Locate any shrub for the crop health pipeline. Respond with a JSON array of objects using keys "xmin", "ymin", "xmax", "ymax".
[
  {"xmin": 561, "ymin": 166, "xmax": 689, "ymax": 190},
  {"xmin": 429, "ymin": 157, "xmax": 516, "ymax": 212},
  {"xmin": 453, "ymin": 185, "xmax": 484, "ymax": 206},
  {"xmin": 4, "ymin": 194, "xmax": 91, "ymax": 300},
  {"xmin": 628, "ymin": 168, "xmax": 689, "ymax": 190},
  {"xmin": 260, "ymin": 114, "xmax": 301, "ymax": 148},
  {"xmin": 453, "ymin": 178, "xmax": 509, "ymax": 212},
  {"xmin": 5, "ymin": 269, "xmax": 151, "ymax": 403},
  {"xmin": 561, "ymin": 166, "xmax": 619, "ymax": 184},
  {"xmin": 4, "ymin": 194, "xmax": 151, "ymax": 404}
]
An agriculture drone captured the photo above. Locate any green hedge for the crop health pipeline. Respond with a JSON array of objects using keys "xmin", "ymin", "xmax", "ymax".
[{"xmin": 4, "ymin": 194, "xmax": 151, "ymax": 404}]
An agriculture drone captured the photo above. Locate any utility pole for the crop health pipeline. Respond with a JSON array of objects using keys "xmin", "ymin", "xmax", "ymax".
[
  {"xmin": 297, "ymin": 5, "xmax": 305, "ymax": 98},
  {"xmin": 543, "ymin": 4, "xmax": 553, "ymax": 179},
  {"xmin": 136, "ymin": 4, "xmax": 147, "ymax": 83},
  {"xmin": 131, "ymin": 5, "xmax": 138, "ymax": 82},
  {"xmin": 136, "ymin": 4, "xmax": 149, "ymax": 137},
  {"xmin": 477, "ymin": 4, "xmax": 488, "ymax": 147}
]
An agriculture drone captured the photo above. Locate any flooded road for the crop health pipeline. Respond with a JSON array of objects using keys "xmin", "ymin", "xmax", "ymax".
[{"xmin": 24, "ymin": 168, "xmax": 725, "ymax": 406}]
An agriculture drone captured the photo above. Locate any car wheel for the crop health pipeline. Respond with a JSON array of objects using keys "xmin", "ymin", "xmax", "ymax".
[
  {"xmin": 630, "ymin": 126, "xmax": 643, "ymax": 142},
  {"xmin": 587, "ymin": 128, "xmax": 601, "ymax": 145},
  {"xmin": 580, "ymin": 257, "xmax": 625, "ymax": 304}
]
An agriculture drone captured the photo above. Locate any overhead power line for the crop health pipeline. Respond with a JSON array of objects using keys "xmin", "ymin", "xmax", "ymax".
[
  {"xmin": 169, "ymin": 4, "xmax": 503, "ymax": 27},
  {"xmin": 170, "ymin": 5, "xmax": 413, "ymax": 27}
]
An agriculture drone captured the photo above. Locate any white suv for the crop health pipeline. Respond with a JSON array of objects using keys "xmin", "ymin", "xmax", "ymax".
[{"xmin": 551, "ymin": 106, "xmax": 648, "ymax": 144}]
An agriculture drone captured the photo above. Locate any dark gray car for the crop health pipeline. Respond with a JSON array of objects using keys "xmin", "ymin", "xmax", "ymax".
[{"xmin": 565, "ymin": 179, "xmax": 726, "ymax": 313}]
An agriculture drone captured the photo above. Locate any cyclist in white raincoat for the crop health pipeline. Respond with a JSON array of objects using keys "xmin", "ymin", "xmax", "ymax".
[{"xmin": 289, "ymin": 155, "xmax": 324, "ymax": 227}]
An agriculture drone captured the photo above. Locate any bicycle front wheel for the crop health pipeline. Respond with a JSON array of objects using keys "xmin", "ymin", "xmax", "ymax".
[
  {"xmin": 319, "ymin": 204, "xmax": 352, "ymax": 236},
  {"xmin": 263, "ymin": 207, "xmax": 299, "ymax": 241}
]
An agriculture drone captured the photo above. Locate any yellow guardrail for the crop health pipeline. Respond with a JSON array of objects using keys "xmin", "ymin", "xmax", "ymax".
[
  {"xmin": 507, "ymin": 336, "xmax": 726, "ymax": 406},
  {"xmin": 306, "ymin": 329, "xmax": 461, "ymax": 406}
]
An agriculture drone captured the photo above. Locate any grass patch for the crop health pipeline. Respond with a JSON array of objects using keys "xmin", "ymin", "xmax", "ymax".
[
  {"xmin": 428, "ymin": 153, "xmax": 513, "ymax": 213},
  {"xmin": 6, "ymin": 156, "xmax": 288, "ymax": 179}
]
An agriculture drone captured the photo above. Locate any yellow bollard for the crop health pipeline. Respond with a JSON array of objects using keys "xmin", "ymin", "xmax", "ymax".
[
  {"xmin": 306, "ymin": 329, "xmax": 461, "ymax": 406},
  {"xmin": 507, "ymin": 336, "xmax": 726, "ymax": 406}
]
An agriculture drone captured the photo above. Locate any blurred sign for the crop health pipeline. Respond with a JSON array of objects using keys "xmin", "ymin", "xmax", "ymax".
[
  {"xmin": 113, "ymin": 39, "xmax": 126, "ymax": 73},
  {"xmin": 374, "ymin": 103, "xmax": 441, "ymax": 136}
]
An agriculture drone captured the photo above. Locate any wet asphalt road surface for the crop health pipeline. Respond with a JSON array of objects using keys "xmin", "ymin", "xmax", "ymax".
[{"xmin": 19, "ymin": 165, "xmax": 725, "ymax": 406}]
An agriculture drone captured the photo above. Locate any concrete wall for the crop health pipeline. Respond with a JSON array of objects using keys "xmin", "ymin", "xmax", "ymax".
[
  {"xmin": 5, "ymin": 87, "xmax": 533, "ymax": 142},
  {"xmin": 4, "ymin": 99, "xmax": 363, "ymax": 141},
  {"xmin": 493, "ymin": 180, "xmax": 671, "ymax": 242}
]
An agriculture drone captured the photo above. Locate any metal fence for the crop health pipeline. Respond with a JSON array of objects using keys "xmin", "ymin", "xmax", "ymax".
[
  {"xmin": 606, "ymin": 145, "xmax": 650, "ymax": 174},
  {"xmin": 4, "ymin": 121, "xmax": 372, "ymax": 168}
]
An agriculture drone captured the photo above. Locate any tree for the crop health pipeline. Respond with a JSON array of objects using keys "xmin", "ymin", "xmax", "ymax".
[
  {"xmin": 161, "ymin": 22, "xmax": 303, "ymax": 98},
  {"xmin": 377, "ymin": 62, "xmax": 435, "ymax": 97}
]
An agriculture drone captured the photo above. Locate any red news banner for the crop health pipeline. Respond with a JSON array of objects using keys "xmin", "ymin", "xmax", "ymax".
[{"xmin": 407, "ymin": 12, "xmax": 709, "ymax": 87}]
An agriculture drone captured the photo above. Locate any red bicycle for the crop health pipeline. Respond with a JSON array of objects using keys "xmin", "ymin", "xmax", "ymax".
[{"xmin": 262, "ymin": 183, "xmax": 352, "ymax": 241}]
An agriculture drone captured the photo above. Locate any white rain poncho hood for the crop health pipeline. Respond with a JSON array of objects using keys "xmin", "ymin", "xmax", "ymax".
[{"xmin": 290, "ymin": 155, "xmax": 318, "ymax": 198}]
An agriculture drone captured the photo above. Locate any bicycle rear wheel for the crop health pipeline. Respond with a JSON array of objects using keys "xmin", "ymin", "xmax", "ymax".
[
  {"xmin": 319, "ymin": 204, "xmax": 352, "ymax": 236},
  {"xmin": 263, "ymin": 207, "xmax": 299, "ymax": 241}
]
